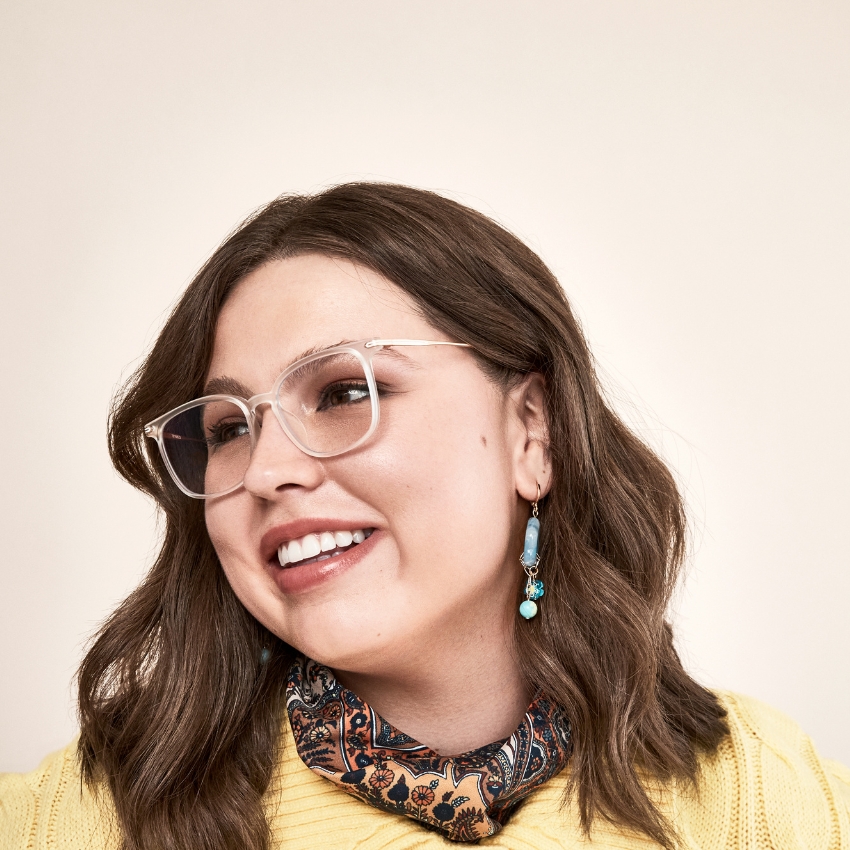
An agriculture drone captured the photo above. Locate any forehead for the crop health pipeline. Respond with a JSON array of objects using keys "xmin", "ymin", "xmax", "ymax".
[{"xmin": 207, "ymin": 254, "xmax": 430, "ymax": 387}]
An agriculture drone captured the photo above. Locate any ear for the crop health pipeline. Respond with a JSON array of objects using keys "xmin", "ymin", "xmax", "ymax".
[{"xmin": 508, "ymin": 373, "xmax": 552, "ymax": 504}]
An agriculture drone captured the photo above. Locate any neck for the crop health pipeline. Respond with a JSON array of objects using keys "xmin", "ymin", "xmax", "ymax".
[{"xmin": 333, "ymin": 612, "xmax": 530, "ymax": 756}]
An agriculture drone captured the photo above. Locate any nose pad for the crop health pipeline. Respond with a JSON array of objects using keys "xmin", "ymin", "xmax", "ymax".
[
  {"xmin": 249, "ymin": 403, "xmax": 299, "ymax": 453},
  {"xmin": 277, "ymin": 406, "xmax": 310, "ymax": 450}
]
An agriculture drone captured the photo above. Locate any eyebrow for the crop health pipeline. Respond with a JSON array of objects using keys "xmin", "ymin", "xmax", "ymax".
[
  {"xmin": 202, "ymin": 375, "xmax": 253, "ymax": 397},
  {"xmin": 201, "ymin": 338, "xmax": 418, "ymax": 397},
  {"xmin": 285, "ymin": 339, "xmax": 355, "ymax": 368}
]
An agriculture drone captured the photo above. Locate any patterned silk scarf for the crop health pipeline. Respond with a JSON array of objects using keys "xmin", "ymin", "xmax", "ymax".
[{"xmin": 285, "ymin": 656, "xmax": 572, "ymax": 842}]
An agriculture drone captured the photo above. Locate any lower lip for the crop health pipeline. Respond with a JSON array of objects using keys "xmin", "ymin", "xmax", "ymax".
[{"xmin": 268, "ymin": 530, "xmax": 380, "ymax": 594}]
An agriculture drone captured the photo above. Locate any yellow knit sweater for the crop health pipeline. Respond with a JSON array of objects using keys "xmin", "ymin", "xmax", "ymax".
[{"xmin": 2, "ymin": 691, "xmax": 848, "ymax": 849}]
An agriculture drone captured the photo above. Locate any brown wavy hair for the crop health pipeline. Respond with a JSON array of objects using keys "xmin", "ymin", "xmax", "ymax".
[{"xmin": 78, "ymin": 182, "xmax": 727, "ymax": 850}]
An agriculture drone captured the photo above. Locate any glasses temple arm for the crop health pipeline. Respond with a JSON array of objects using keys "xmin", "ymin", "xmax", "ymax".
[{"xmin": 364, "ymin": 339, "xmax": 472, "ymax": 349}]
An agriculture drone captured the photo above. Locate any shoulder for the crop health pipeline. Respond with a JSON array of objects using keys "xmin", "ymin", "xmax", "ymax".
[
  {"xmin": 674, "ymin": 690, "xmax": 850, "ymax": 848},
  {"xmin": 713, "ymin": 689, "xmax": 850, "ymax": 796},
  {"xmin": 0, "ymin": 741, "xmax": 118, "ymax": 850},
  {"xmin": 495, "ymin": 692, "xmax": 850, "ymax": 849}
]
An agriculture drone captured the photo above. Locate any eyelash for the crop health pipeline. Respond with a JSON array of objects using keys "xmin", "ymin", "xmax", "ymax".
[{"xmin": 206, "ymin": 419, "xmax": 250, "ymax": 447}]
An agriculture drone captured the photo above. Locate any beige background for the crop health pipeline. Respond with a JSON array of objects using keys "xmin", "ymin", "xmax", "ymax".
[{"xmin": 1, "ymin": 1, "xmax": 848, "ymax": 772}]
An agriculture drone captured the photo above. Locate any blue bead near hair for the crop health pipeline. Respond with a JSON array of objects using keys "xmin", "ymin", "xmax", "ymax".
[{"xmin": 519, "ymin": 485, "xmax": 544, "ymax": 619}]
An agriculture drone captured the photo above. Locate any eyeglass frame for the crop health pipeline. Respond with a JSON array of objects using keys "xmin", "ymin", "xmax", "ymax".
[{"xmin": 143, "ymin": 338, "xmax": 473, "ymax": 499}]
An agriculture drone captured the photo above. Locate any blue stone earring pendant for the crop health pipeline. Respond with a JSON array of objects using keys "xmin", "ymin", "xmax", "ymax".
[{"xmin": 519, "ymin": 485, "xmax": 545, "ymax": 620}]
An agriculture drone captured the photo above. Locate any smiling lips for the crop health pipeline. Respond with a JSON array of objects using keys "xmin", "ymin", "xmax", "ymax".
[{"xmin": 277, "ymin": 528, "xmax": 374, "ymax": 568}]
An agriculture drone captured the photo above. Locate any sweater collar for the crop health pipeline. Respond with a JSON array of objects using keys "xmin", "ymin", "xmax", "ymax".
[{"xmin": 285, "ymin": 656, "xmax": 572, "ymax": 842}]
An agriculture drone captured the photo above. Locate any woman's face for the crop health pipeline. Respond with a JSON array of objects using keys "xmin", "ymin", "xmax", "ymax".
[{"xmin": 204, "ymin": 254, "xmax": 541, "ymax": 677}]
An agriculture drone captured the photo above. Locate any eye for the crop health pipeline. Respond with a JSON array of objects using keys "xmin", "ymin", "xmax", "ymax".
[
  {"xmin": 206, "ymin": 418, "xmax": 250, "ymax": 448},
  {"xmin": 317, "ymin": 381, "xmax": 371, "ymax": 410}
]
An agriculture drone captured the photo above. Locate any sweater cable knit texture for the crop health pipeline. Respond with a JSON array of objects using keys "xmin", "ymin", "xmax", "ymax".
[{"xmin": 2, "ymin": 692, "xmax": 849, "ymax": 849}]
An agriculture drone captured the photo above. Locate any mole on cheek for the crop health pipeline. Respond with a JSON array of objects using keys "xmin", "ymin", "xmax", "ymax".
[{"xmin": 480, "ymin": 435, "xmax": 487, "ymax": 447}]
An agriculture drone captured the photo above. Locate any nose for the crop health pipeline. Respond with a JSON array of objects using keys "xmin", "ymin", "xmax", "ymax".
[{"xmin": 241, "ymin": 405, "xmax": 324, "ymax": 499}]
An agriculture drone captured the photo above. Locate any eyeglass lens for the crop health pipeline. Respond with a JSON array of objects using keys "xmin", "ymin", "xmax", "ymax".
[{"xmin": 160, "ymin": 351, "xmax": 375, "ymax": 496}]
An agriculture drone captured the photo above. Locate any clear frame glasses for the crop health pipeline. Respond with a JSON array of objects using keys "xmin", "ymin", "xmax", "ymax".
[{"xmin": 144, "ymin": 338, "xmax": 471, "ymax": 499}]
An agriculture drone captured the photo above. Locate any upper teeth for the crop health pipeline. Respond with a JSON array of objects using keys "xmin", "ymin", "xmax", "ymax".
[{"xmin": 278, "ymin": 529, "xmax": 368, "ymax": 566}]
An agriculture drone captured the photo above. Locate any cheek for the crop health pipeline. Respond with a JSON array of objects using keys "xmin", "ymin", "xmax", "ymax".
[
  {"xmin": 204, "ymin": 497, "xmax": 293, "ymax": 634},
  {"xmin": 204, "ymin": 500, "xmax": 236, "ymax": 558},
  {"xmin": 204, "ymin": 498, "xmax": 255, "ymax": 593},
  {"xmin": 343, "ymin": 382, "xmax": 517, "ymax": 583}
]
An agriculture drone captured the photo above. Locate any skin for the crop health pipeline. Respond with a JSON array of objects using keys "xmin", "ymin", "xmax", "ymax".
[{"xmin": 204, "ymin": 254, "xmax": 551, "ymax": 755}]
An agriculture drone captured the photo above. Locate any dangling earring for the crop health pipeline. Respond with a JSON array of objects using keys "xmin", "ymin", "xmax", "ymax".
[{"xmin": 519, "ymin": 484, "xmax": 544, "ymax": 620}]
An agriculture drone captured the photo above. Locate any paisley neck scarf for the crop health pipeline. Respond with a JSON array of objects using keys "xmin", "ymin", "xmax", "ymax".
[{"xmin": 285, "ymin": 656, "xmax": 572, "ymax": 842}]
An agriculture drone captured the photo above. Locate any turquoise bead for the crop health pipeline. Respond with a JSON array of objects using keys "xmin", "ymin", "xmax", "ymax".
[
  {"xmin": 522, "ymin": 517, "xmax": 540, "ymax": 566},
  {"xmin": 519, "ymin": 599, "xmax": 538, "ymax": 619},
  {"xmin": 527, "ymin": 578, "xmax": 545, "ymax": 601}
]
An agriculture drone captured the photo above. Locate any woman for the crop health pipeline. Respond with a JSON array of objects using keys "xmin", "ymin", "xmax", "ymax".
[{"xmin": 1, "ymin": 183, "xmax": 847, "ymax": 849}]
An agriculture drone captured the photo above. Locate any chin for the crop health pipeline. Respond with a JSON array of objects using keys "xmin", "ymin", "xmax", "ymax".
[
  {"xmin": 278, "ymin": 605, "xmax": 409, "ymax": 674},
  {"xmin": 289, "ymin": 634, "xmax": 391, "ymax": 673}
]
